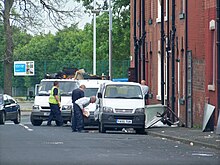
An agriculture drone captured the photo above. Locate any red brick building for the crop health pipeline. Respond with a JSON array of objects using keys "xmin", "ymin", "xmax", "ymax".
[{"xmin": 130, "ymin": 0, "xmax": 219, "ymax": 127}]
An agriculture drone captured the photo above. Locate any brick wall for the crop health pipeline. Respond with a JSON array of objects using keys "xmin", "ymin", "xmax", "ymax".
[{"xmin": 130, "ymin": 0, "xmax": 218, "ymax": 126}]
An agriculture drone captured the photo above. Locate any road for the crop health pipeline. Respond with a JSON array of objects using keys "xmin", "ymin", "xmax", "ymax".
[{"xmin": 0, "ymin": 115, "xmax": 219, "ymax": 165}]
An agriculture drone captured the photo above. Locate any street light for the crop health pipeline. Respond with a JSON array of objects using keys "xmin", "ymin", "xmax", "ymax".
[
  {"xmin": 93, "ymin": 0, "xmax": 96, "ymax": 75},
  {"xmin": 92, "ymin": 0, "xmax": 112, "ymax": 80},
  {"xmin": 108, "ymin": 0, "xmax": 112, "ymax": 80}
]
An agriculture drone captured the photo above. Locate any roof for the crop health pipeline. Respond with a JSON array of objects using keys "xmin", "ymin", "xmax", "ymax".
[
  {"xmin": 78, "ymin": 79, "xmax": 112, "ymax": 88},
  {"xmin": 41, "ymin": 79, "xmax": 79, "ymax": 82},
  {"xmin": 104, "ymin": 81, "xmax": 141, "ymax": 86}
]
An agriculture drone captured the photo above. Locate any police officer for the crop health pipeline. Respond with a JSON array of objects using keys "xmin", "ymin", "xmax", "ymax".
[
  {"xmin": 47, "ymin": 81, "xmax": 63, "ymax": 126},
  {"xmin": 71, "ymin": 85, "xmax": 86, "ymax": 132}
]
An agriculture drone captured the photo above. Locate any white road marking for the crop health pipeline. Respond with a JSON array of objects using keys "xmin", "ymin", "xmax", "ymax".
[
  {"xmin": 19, "ymin": 123, "xmax": 33, "ymax": 131},
  {"xmin": 192, "ymin": 152, "xmax": 214, "ymax": 157},
  {"xmin": 45, "ymin": 142, "xmax": 64, "ymax": 145}
]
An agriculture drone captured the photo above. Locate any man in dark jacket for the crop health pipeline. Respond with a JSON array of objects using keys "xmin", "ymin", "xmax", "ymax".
[{"xmin": 71, "ymin": 85, "xmax": 86, "ymax": 132}]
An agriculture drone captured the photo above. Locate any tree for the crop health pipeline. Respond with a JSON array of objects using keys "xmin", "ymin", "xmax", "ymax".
[{"xmin": 0, "ymin": 0, "xmax": 81, "ymax": 95}]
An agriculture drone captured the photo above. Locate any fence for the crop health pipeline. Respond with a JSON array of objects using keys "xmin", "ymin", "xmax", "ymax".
[{"xmin": 0, "ymin": 59, "xmax": 130, "ymax": 97}]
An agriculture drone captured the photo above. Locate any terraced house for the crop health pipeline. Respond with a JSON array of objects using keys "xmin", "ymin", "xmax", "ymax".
[{"xmin": 129, "ymin": 0, "xmax": 220, "ymax": 128}]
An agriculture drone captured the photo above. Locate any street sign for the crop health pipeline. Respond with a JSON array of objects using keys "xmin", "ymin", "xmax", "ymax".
[{"xmin": 14, "ymin": 61, "xmax": 35, "ymax": 76}]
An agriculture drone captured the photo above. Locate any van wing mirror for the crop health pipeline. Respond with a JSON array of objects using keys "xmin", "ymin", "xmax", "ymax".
[
  {"xmin": 35, "ymin": 84, "xmax": 40, "ymax": 96},
  {"xmin": 97, "ymin": 92, "xmax": 102, "ymax": 98}
]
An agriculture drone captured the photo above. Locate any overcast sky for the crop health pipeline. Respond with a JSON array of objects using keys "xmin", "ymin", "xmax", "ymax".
[
  {"xmin": 43, "ymin": 0, "xmax": 106, "ymax": 34},
  {"xmin": 41, "ymin": 1, "xmax": 94, "ymax": 35}
]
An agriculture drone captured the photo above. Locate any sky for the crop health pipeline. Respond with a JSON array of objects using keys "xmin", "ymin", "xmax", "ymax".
[
  {"xmin": 42, "ymin": 1, "xmax": 93, "ymax": 34},
  {"xmin": 42, "ymin": 0, "xmax": 106, "ymax": 34}
]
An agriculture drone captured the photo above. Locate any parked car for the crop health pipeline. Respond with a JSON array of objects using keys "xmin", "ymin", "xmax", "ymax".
[{"xmin": 0, "ymin": 94, "xmax": 21, "ymax": 125}]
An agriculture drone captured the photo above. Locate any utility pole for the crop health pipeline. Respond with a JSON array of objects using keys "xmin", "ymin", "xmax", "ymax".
[
  {"xmin": 161, "ymin": 0, "xmax": 165, "ymax": 105},
  {"xmin": 93, "ymin": 0, "xmax": 96, "ymax": 75},
  {"xmin": 171, "ymin": 0, "xmax": 176, "ymax": 122},
  {"xmin": 109, "ymin": 0, "xmax": 112, "ymax": 80}
]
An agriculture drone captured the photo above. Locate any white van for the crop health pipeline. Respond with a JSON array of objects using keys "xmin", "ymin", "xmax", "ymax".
[
  {"xmin": 94, "ymin": 82, "xmax": 146, "ymax": 134},
  {"xmin": 30, "ymin": 79, "xmax": 79, "ymax": 126},
  {"xmin": 78, "ymin": 79, "xmax": 111, "ymax": 126}
]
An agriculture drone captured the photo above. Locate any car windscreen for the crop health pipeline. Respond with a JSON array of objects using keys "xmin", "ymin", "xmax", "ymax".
[
  {"xmin": 104, "ymin": 85, "xmax": 143, "ymax": 99},
  {"xmin": 38, "ymin": 81, "xmax": 79, "ymax": 96},
  {"xmin": 84, "ymin": 88, "xmax": 98, "ymax": 97}
]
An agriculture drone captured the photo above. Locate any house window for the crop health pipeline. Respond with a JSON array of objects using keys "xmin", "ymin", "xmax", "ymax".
[
  {"xmin": 156, "ymin": 0, "xmax": 168, "ymax": 23},
  {"xmin": 179, "ymin": 0, "xmax": 185, "ymax": 19},
  {"xmin": 156, "ymin": 0, "xmax": 161, "ymax": 23},
  {"xmin": 165, "ymin": 0, "xmax": 168, "ymax": 21},
  {"xmin": 208, "ymin": 25, "xmax": 216, "ymax": 91},
  {"xmin": 180, "ymin": 0, "xmax": 185, "ymax": 13},
  {"xmin": 157, "ymin": 40, "xmax": 161, "ymax": 100}
]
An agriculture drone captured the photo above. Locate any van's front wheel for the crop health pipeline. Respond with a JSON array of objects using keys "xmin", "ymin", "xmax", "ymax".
[
  {"xmin": 30, "ymin": 114, "xmax": 43, "ymax": 126},
  {"xmin": 98, "ymin": 122, "xmax": 106, "ymax": 133},
  {"xmin": 135, "ymin": 128, "xmax": 146, "ymax": 134}
]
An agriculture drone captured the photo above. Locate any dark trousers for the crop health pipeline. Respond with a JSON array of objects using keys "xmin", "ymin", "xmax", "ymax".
[
  {"xmin": 71, "ymin": 104, "xmax": 84, "ymax": 131},
  {"xmin": 47, "ymin": 103, "xmax": 63, "ymax": 126}
]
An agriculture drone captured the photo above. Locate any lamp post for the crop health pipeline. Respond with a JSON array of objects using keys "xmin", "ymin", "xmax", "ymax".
[
  {"xmin": 108, "ymin": 0, "xmax": 112, "ymax": 80},
  {"xmin": 93, "ymin": 0, "xmax": 96, "ymax": 75},
  {"xmin": 92, "ymin": 0, "xmax": 112, "ymax": 80}
]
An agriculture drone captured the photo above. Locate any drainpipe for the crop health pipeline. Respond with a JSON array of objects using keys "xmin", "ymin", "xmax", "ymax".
[
  {"xmin": 171, "ymin": 0, "xmax": 176, "ymax": 122},
  {"xmin": 217, "ymin": 0, "xmax": 220, "ymax": 123},
  {"xmin": 139, "ymin": 0, "xmax": 142, "ymax": 82},
  {"xmin": 134, "ymin": 0, "xmax": 138, "ymax": 82},
  {"xmin": 176, "ymin": 37, "xmax": 180, "ymax": 118},
  {"xmin": 166, "ymin": 0, "xmax": 170, "ymax": 110},
  {"xmin": 161, "ymin": 0, "xmax": 165, "ymax": 105},
  {"xmin": 142, "ymin": 0, "xmax": 146, "ymax": 80}
]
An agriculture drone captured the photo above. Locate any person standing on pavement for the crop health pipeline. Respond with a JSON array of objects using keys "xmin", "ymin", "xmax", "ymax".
[
  {"xmin": 73, "ymin": 96, "xmax": 96, "ymax": 133},
  {"xmin": 140, "ymin": 80, "xmax": 149, "ymax": 96},
  {"xmin": 140, "ymin": 80, "xmax": 149, "ymax": 105},
  {"xmin": 47, "ymin": 81, "xmax": 63, "ymax": 126},
  {"xmin": 71, "ymin": 85, "xmax": 86, "ymax": 132}
]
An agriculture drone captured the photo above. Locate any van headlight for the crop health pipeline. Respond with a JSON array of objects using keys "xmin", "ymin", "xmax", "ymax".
[
  {"xmin": 102, "ymin": 106, "xmax": 113, "ymax": 113},
  {"xmin": 62, "ymin": 105, "xmax": 72, "ymax": 111},
  {"xmin": 135, "ymin": 108, "xmax": 145, "ymax": 113},
  {"xmin": 33, "ymin": 105, "xmax": 40, "ymax": 111}
]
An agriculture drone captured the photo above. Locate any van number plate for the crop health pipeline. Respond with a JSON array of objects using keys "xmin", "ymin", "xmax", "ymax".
[{"xmin": 116, "ymin": 119, "xmax": 132, "ymax": 124}]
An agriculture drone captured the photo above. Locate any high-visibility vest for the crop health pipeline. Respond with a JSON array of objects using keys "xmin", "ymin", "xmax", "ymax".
[{"xmin": 49, "ymin": 86, "xmax": 60, "ymax": 104}]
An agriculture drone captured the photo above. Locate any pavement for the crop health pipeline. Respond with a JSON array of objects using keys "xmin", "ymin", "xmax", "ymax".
[
  {"xmin": 18, "ymin": 101, "xmax": 220, "ymax": 151},
  {"xmin": 146, "ymin": 126, "xmax": 220, "ymax": 150}
]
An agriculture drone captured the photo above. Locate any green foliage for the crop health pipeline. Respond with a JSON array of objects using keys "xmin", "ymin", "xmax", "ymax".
[{"xmin": 0, "ymin": 0, "xmax": 131, "ymax": 96}]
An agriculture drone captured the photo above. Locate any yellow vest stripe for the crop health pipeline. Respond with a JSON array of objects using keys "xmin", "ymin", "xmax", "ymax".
[{"xmin": 49, "ymin": 86, "xmax": 60, "ymax": 104}]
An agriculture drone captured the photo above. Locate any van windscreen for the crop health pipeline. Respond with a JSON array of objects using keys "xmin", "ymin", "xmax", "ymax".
[
  {"xmin": 104, "ymin": 85, "xmax": 143, "ymax": 99},
  {"xmin": 38, "ymin": 81, "xmax": 78, "ymax": 96}
]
